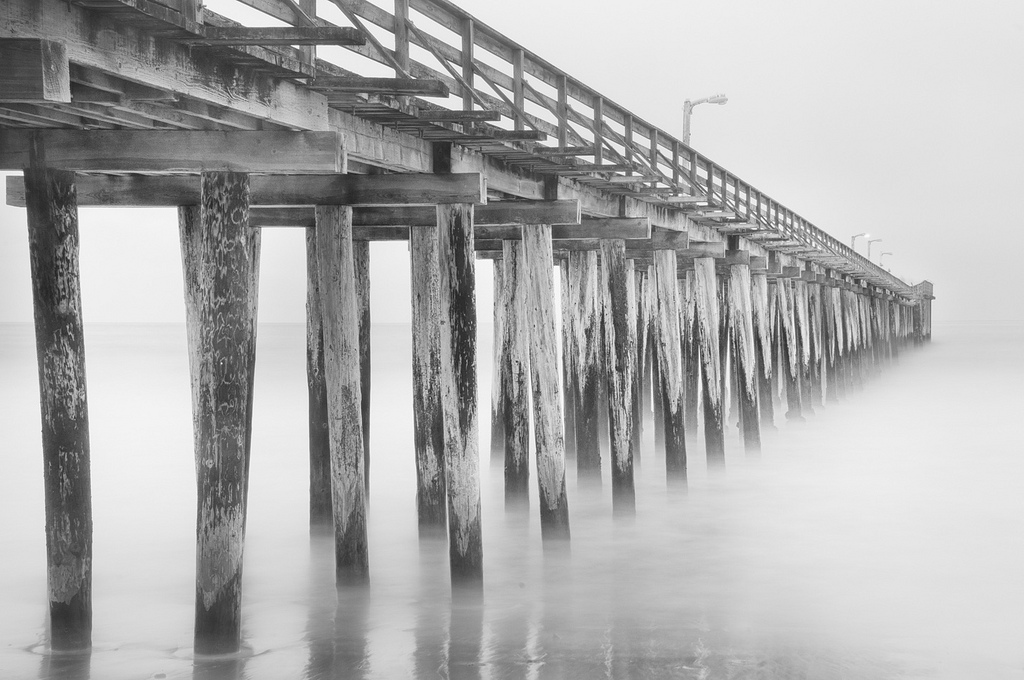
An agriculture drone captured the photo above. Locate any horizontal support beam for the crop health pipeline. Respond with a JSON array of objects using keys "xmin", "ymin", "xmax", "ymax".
[
  {"xmin": 311, "ymin": 77, "xmax": 449, "ymax": 97},
  {"xmin": 246, "ymin": 201, "xmax": 578, "ymax": 228},
  {"xmin": 181, "ymin": 26, "xmax": 365, "ymax": 46},
  {"xmin": 7, "ymin": 172, "xmax": 485, "ymax": 206},
  {"xmin": 0, "ymin": 130, "xmax": 343, "ymax": 172},
  {"xmin": 0, "ymin": 39, "xmax": 70, "ymax": 103},
  {"xmin": 415, "ymin": 110, "xmax": 501, "ymax": 122}
]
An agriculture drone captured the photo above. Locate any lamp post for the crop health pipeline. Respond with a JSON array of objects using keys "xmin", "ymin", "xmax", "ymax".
[
  {"xmin": 868, "ymin": 238, "xmax": 883, "ymax": 260},
  {"xmin": 851, "ymin": 232, "xmax": 870, "ymax": 250},
  {"xmin": 880, "ymin": 252, "xmax": 893, "ymax": 268},
  {"xmin": 682, "ymin": 94, "xmax": 728, "ymax": 146}
]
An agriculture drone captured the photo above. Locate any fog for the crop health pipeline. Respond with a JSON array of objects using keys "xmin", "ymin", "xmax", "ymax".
[{"xmin": 1, "ymin": 319, "xmax": 1020, "ymax": 679}]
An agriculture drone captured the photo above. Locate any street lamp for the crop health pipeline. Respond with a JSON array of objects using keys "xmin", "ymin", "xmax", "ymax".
[
  {"xmin": 867, "ymin": 238, "xmax": 883, "ymax": 259},
  {"xmin": 880, "ymin": 252, "xmax": 893, "ymax": 267},
  {"xmin": 682, "ymin": 94, "xmax": 728, "ymax": 146},
  {"xmin": 851, "ymin": 232, "xmax": 870, "ymax": 250}
]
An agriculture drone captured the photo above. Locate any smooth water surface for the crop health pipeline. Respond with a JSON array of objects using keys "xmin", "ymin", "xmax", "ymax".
[{"xmin": 1, "ymin": 321, "xmax": 1021, "ymax": 679}]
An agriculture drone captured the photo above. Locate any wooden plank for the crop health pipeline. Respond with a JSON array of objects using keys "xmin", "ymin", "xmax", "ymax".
[
  {"xmin": 436, "ymin": 203, "xmax": 482, "ymax": 585},
  {"xmin": 25, "ymin": 147, "xmax": 92, "ymax": 651},
  {"xmin": 567, "ymin": 250, "xmax": 602, "ymax": 481},
  {"xmin": 185, "ymin": 171, "xmax": 260, "ymax": 654},
  {"xmin": 0, "ymin": 130, "xmax": 344, "ymax": 172},
  {"xmin": 499, "ymin": 239, "xmax": 530, "ymax": 506},
  {"xmin": 311, "ymin": 76, "xmax": 449, "ymax": 97},
  {"xmin": 416, "ymin": 110, "xmax": 501, "ymax": 122},
  {"xmin": 409, "ymin": 225, "xmax": 446, "ymax": 535},
  {"xmin": 0, "ymin": 39, "xmax": 71, "ymax": 103},
  {"xmin": 653, "ymin": 249, "xmax": 686, "ymax": 482},
  {"xmin": 693, "ymin": 257, "xmax": 724, "ymax": 463},
  {"xmin": 181, "ymin": 26, "xmax": 365, "ymax": 46},
  {"xmin": 522, "ymin": 224, "xmax": 571, "ymax": 539},
  {"xmin": 600, "ymin": 239, "xmax": 636, "ymax": 513},
  {"xmin": 315, "ymin": 204, "xmax": 369, "ymax": 584}
]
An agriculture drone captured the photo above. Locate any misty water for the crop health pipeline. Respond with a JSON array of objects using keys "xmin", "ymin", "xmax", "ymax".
[{"xmin": 1, "ymin": 320, "xmax": 1021, "ymax": 679}]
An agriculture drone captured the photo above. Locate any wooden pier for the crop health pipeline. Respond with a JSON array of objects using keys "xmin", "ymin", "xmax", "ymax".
[{"xmin": 1, "ymin": 0, "xmax": 935, "ymax": 655}]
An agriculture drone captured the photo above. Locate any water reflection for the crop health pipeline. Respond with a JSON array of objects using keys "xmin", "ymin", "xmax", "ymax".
[{"xmin": 38, "ymin": 650, "xmax": 90, "ymax": 680}]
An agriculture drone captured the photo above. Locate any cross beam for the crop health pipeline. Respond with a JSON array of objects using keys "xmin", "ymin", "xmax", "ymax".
[
  {"xmin": 0, "ymin": 130, "xmax": 344, "ymax": 173},
  {"xmin": 5, "ymin": 172, "xmax": 484, "ymax": 206}
]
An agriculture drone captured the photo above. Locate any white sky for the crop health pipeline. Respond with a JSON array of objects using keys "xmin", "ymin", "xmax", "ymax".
[{"xmin": 1, "ymin": 0, "xmax": 1021, "ymax": 323}]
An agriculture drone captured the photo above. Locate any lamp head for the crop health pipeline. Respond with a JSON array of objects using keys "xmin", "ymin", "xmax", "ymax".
[{"xmin": 708, "ymin": 94, "xmax": 728, "ymax": 105}]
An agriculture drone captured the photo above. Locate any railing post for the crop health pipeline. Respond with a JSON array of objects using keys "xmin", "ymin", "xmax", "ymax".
[
  {"xmin": 512, "ymin": 49, "xmax": 525, "ymax": 131},
  {"xmin": 556, "ymin": 74, "xmax": 568, "ymax": 148},
  {"xmin": 593, "ymin": 95, "xmax": 604, "ymax": 164},
  {"xmin": 461, "ymin": 18, "xmax": 475, "ymax": 111}
]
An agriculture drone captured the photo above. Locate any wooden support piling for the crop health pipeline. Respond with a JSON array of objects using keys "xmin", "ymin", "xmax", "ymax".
[
  {"xmin": 693, "ymin": 257, "xmax": 725, "ymax": 465},
  {"xmin": 653, "ymin": 249, "xmax": 686, "ymax": 481},
  {"xmin": 750, "ymin": 271, "xmax": 775, "ymax": 429},
  {"xmin": 601, "ymin": 239, "xmax": 636, "ymax": 512},
  {"xmin": 25, "ymin": 145, "xmax": 92, "ymax": 651},
  {"xmin": 779, "ymin": 278, "xmax": 803, "ymax": 420},
  {"xmin": 793, "ymin": 279, "xmax": 814, "ymax": 416},
  {"xmin": 559, "ymin": 258, "xmax": 578, "ymax": 461},
  {"xmin": 354, "ymin": 240, "xmax": 371, "ymax": 495},
  {"xmin": 682, "ymin": 271, "xmax": 701, "ymax": 436},
  {"xmin": 522, "ymin": 224, "xmax": 571, "ymax": 539},
  {"xmin": 436, "ymin": 203, "xmax": 483, "ymax": 584},
  {"xmin": 305, "ymin": 228, "xmax": 331, "ymax": 529},
  {"xmin": 489, "ymin": 261, "xmax": 506, "ymax": 464},
  {"xmin": 567, "ymin": 250, "xmax": 602, "ymax": 481},
  {"xmin": 409, "ymin": 226, "xmax": 446, "ymax": 535},
  {"xmin": 315, "ymin": 205, "xmax": 369, "ymax": 585},
  {"xmin": 627, "ymin": 259, "xmax": 642, "ymax": 464},
  {"xmin": 728, "ymin": 264, "xmax": 761, "ymax": 454},
  {"xmin": 500, "ymin": 239, "xmax": 531, "ymax": 506},
  {"xmin": 183, "ymin": 171, "xmax": 261, "ymax": 654}
]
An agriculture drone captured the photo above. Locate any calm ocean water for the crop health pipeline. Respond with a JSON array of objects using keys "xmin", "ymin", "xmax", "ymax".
[{"xmin": 1, "ymin": 321, "xmax": 1022, "ymax": 679}]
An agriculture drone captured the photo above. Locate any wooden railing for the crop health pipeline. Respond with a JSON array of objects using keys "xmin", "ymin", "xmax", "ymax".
[{"xmin": 217, "ymin": 0, "xmax": 915, "ymax": 297}]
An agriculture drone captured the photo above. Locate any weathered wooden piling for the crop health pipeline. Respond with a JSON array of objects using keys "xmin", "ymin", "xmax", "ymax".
[
  {"xmin": 436, "ymin": 202, "xmax": 483, "ymax": 583},
  {"xmin": 653, "ymin": 249, "xmax": 686, "ymax": 481},
  {"xmin": 728, "ymin": 263, "xmax": 761, "ymax": 454},
  {"xmin": 793, "ymin": 278, "xmax": 815, "ymax": 416},
  {"xmin": 354, "ymin": 240, "xmax": 371, "ymax": 494},
  {"xmin": 315, "ymin": 205, "xmax": 368, "ymax": 585},
  {"xmin": 183, "ymin": 171, "xmax": 261, "ymax": 654},
  {"xmin": 692, "ymin": 257, "xmax": 725, "ymax": 464},
  {"xmin": 409, "ymin": 226, "xmax": 446, "ymax": 535},
  {"xmin": 560, "ymin": 258, "xmax": 578, "ymax": 460},
  {"xmin": 600, "ymin": 239, "xmax": 636, "ymax": 511},
  {"xmin": 567, "ymin": 250, "xmax": 603, "ymax": 481},
  {"xmin": 305, "ymin": 228, "xmax": 331, "ymax": 529},
  {"xmin": 779, "ymin": 278, "xmax": 804, "ymax": 421},
  {"xmin": 750, "ymin": 270, "xmax": 775, "ymax": 429},
  {"xmin": 522, "ymin": 224, "xmax": 570, "ymax": 538},
  {"xmin": 500, "ymin": 239, "xmax": 531, "ymax": 506},
  {"xmin": 682, "ymin": 270, "xmax": 701, "ymax": 436},
  {"xmin": 25, "ymin": 142, "xmax": 93, "ymax": 651},
  {"xmin": 489, "ymin": 262, "xmax": 506, "ymax": 463}
]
